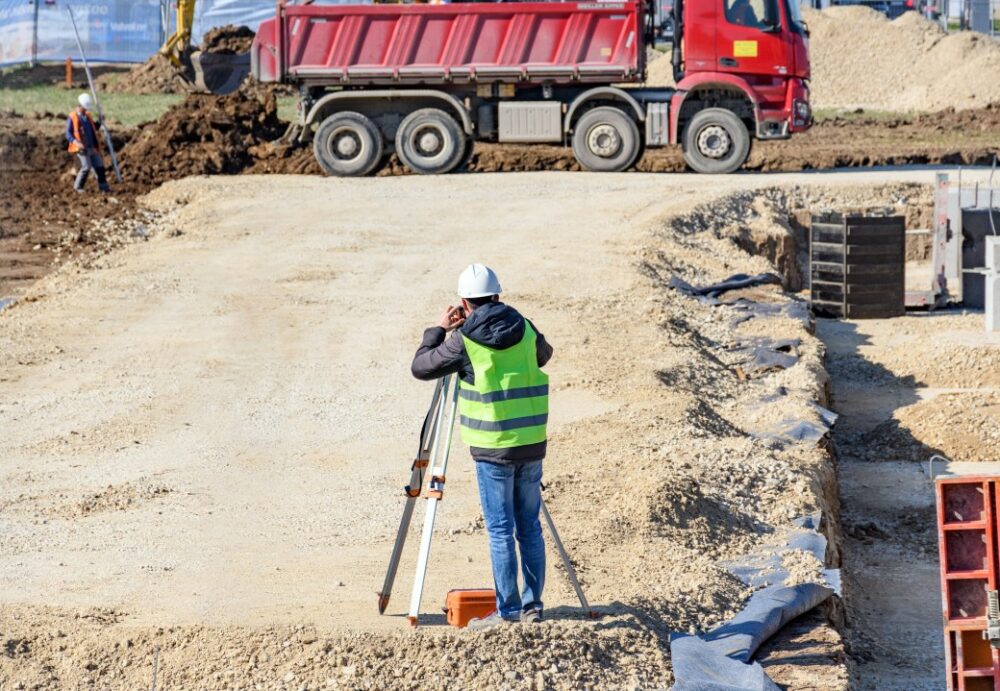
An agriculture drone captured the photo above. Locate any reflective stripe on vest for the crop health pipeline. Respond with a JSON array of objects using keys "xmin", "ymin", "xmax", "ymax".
[
  {"xmin": 459, "ymin": 321, "xmax": 548, "ymax": 450},
  {"xmin": 68, "ymin": 111, "xmax": 100, "ymax": 154}
]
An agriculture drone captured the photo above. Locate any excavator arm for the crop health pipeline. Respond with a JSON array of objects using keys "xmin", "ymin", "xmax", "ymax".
[
  {"xmin": 158, "ymin": 0, "xmax": 251, "ymax": 96},
  {"xmin": 159, "ymin": 0, "xmax": 197, "ymax": 68}
]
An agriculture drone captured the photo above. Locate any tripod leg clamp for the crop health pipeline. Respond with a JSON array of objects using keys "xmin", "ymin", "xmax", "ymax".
[{"xmin": 427, "ymin": 475, "xmax": 446, "ymax": 500}]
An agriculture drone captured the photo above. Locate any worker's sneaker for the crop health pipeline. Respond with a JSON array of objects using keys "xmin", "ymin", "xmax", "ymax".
[
  {"xmin": 466, "ymin": 611, "xmax": 514, "ymax": 632},
  {"xmin": 521, "ymin": 607, "xmax": 543, "ymax": 624}
]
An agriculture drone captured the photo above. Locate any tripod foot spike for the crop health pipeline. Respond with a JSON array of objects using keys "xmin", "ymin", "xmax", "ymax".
[
  {"xmin": 377, "ymin": 592, "xmax": 390, "ymax": 615},
  {"xmin": 407, "ymin": 615, "xmax": 419, "ymax": 628}
]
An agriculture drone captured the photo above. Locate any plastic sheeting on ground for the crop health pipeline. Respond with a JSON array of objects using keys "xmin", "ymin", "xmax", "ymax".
[
  {"xmin": 669, "ymin": 273, "xmax": 783, "ymax": 304},
  {"xmin": 751, "ymin": 401, "xmax": 838, "ymax": 447},
  {"xmin": 727, "ymin": 298, "xmax": 812, "ymax": 330},
  {"xmin": 671, "ymin": 513, "xmax": 840, "ymax": 691},
  {"xmin": 729, "ymin": 337, "xmax": 800, "ymax": 376}
]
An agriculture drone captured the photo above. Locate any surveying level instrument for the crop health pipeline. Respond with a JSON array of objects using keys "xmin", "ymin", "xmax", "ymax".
[{"xmin": 377, "ymin": 374, "xmax": 597, "ymax": 626}]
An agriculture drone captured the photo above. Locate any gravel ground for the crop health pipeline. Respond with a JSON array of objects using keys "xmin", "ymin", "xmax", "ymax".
[{"xmin": 1, "ymin": 169, "xmax": 995, "ymax": 689}]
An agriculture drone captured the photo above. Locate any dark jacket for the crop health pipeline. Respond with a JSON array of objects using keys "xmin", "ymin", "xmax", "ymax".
[
  {"xmin": 411, "ymin": 301, "xmax": 553, "ymax": 464},
  {"xmin": 66, "ymin": 110, "xmax": 99, "ymax": 150}
]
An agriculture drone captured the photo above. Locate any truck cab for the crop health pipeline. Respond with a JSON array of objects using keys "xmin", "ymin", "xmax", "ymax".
[{"xmin": 669, "ymin": 0, "xmax": 811, "ymax": 171}]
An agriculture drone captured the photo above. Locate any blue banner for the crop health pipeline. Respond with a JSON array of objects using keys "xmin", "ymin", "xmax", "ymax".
[
  {"xmin": 0, "ymin": 0, "xmax": 367, "ymax": 68},
  {"xmin": 0, "ymin": 0, "xmax": 162, "ymax": 67}
]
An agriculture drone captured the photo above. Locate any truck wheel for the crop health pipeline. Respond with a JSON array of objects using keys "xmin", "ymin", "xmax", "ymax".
[
  {"xmin": 395, "ymin": 108, "xmax": 465, "ymax": 175},
  {"xmin": 682, "ymin": 108, "xmax": 751, "ymax": 174},
  {"xmin": 313, "ymin": 111, "xmax": 384, "ymax": 177},
  {"xmin": 571, "ymin": 106, "xmax": 641, "ymax": 173}
]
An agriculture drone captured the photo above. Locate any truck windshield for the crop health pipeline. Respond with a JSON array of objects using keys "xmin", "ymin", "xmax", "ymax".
[{"xmin": 783, "ymin": 0, "xmax": 806, "ymax": 32}]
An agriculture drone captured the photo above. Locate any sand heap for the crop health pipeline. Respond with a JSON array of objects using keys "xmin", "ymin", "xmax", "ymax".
[
  {"xmin": 644, "ymin": 7, "xmax": 1000, "ymax": 112},
  {"xmin": 805, "ymin": 6, "xmax": 1000, "ymax": 111}
]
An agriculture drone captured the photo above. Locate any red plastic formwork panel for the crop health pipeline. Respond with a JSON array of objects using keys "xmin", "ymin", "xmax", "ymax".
[
  {"xmin": 278, "ymin": 2, "xmax": 642, "ymax": 85},
  {"xmin": 945, "ymin": 627, "xmax": 1000, "ymax": 691},
  {"xmin": 937, "ymin": 477, "xmax": 1000, "ymax": 691}
]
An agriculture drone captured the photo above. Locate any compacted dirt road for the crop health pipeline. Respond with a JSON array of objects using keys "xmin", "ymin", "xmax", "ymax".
[
  {"xmin": 1, "ymin": 168, "xmax": 992, "ymax": 688},
  {"xmin": 1, "ymin": 172, "xmax": 692, "ymax": 630}
]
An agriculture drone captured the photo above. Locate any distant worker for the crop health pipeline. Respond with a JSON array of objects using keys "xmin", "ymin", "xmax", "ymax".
[
  {"xmin": 66, "ymin": 93, "xmax": 110, "ymax": 194},
  {"xmin": 411, "ymin": 264, "xmax": 553, "ymax": 630}
]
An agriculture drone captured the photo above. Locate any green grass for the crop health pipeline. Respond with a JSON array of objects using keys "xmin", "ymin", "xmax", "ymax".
[{"xmin": 0, "ymin": 84, "xmax": 182, "ymax": 127}]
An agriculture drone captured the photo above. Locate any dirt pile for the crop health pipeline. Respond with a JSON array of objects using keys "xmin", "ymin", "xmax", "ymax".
[
  {"xmin": 97, "ymin": 53, "xmax": 187, "ymax": 95},
  {"xmin": 201, "ymin": 25, "xmax": 255, "ymax": 54},
  {"xmin": 97, "ymin": 25, "xmax": 256, "ymax": 95},
  {"xmin": 121, "ymin": 91, "xmax": 285, "ymax": 186},
  {"xmin": 804, "ymin": 6, "xmax": 1000, "ymax": 111}
]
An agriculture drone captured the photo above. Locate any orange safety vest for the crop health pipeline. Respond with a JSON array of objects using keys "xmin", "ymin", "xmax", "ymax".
[{"xmin": 68, "ymin": 110, "xmax": 102, "ymax": 154}]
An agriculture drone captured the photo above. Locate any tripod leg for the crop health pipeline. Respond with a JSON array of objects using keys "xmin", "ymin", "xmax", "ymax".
[
  {"xmin": 541, "ymin": 498, "xmax": 597, "ymax": 618},
  {"xmin": 377, "ymin": 379, "xmax": 444, "ymax": 614},
  {"xmin": 407, "ymin": 375, "xmax": 460, "ymax": 627}
]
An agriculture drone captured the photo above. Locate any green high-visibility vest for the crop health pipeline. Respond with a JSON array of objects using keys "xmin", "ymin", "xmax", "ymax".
[{"xmin": 459, "ymin": 322, "xmax": 548, "ymax": 449}]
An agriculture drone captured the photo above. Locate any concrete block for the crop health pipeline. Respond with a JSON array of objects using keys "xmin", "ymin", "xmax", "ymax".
[
  {"xmin": 987, "ymin": 236, "xmax": 1000, "ymax": 272},
  {"xmin": 988, "ymin": 273, "xmax": 1000, "ymax": 332}
]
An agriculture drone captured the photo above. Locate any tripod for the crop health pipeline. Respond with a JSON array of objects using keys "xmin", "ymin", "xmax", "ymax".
[{"xmin": 377, "ymin": 374, "xmax": 596, "ymax": 626}]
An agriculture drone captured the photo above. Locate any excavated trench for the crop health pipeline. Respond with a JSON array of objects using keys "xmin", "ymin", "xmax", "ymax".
[
  {"xmin": 758, "ymin": 183, "xmax": 999, "ymax": 690},
  {"xmin": 674, "ymin": 182, "xmax": 970, "ymax": 689}
]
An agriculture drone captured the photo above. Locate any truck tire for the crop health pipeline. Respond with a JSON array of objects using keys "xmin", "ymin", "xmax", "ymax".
[
  {"xmin": 571, "ymin": 106, "xmax": 641, "ymax": 173},
  {"xmin": 682, "ymin": 108, "xmax": 751, "ymax": 174},
  {"xmin": 395, "ymin": 108, "xmax": 466, "ymax": 175},
  {"xmin": 313, "ymin": 111, "xmax": 384, "ymax": 177}
]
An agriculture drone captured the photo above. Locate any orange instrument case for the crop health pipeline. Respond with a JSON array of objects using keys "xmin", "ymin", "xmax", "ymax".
[{"xmin": 444, "ymin": 589, "xmax": 496, "ymax": 628}]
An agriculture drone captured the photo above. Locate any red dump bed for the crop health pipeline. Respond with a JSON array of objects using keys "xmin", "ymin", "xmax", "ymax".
[{"xmin": 252, "ymin": 1, "xmax": 645, "ymax": 86}]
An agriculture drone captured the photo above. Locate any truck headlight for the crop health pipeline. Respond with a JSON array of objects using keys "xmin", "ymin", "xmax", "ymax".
[{"xmin": 794, "ymin": 100, "xmax": 810, "ymax": 119}]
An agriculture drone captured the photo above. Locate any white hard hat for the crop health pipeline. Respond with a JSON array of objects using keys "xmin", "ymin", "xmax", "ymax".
[
  {"xmin": 457, "ymin": 263, "xmax": 502, "ymax": 299},
  {"xmin": 78, "ymin": 93, "xmax": 93, "ymax": 110}
]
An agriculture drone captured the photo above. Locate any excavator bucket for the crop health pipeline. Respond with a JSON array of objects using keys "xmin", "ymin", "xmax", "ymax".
[{"xmin": 190, "ymin": 51, "xmax": 251, "ymax": 96}]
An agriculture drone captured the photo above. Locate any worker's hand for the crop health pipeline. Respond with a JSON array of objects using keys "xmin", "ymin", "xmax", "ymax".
[{"xmin": 437, "ymin": 305, "xmax": 465, "ymax": 331}]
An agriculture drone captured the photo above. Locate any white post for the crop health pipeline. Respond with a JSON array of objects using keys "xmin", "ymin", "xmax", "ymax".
[{"xmin": 986, "ymin": 236, "xmax": 1000, "ymax": 332}]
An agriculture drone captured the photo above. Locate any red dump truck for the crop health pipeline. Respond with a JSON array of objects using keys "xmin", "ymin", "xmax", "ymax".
[{"xmin": 250, "ymin": 0, "xmax": 811, "ymax": 176}]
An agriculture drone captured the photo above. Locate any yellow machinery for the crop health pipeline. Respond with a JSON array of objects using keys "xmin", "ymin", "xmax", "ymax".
[{"xmin": 158, "ymin": 0, "xmax": 250, "ymax": 95}]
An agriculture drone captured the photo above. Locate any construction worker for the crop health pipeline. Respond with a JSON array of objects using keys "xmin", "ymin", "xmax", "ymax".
[
  {"xmin": 411, "ymin": 264, "xmax": 553, "ymax": 630},
  {"xmin": 66, "ymin": 93, "xmax": 110, "ymax": 194}
]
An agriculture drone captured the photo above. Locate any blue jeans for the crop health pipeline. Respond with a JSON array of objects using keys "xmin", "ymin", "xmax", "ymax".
[{"xmin": 475, "ymin": 459, "xmax": 545, "ymax": 620}]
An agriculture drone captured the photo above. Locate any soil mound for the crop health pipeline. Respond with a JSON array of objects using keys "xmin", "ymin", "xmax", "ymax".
[
  {"xmin": 120, "ymin": 91, "xmax": 285, "ymax": 186},
  {"xmin": 803, "ymin": 6, "xmax": 1000, "ymax": 111},
  {"xmin": 97, "ymin": 25, "xmax": 255, "ymax": 95},
  {"xmin": 97, "ymin": 53, "xmax": 187, "ymax": 95},
  {"xmin": 202, "ymin": 25, "xmax": 255, "ymax": 54}
]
